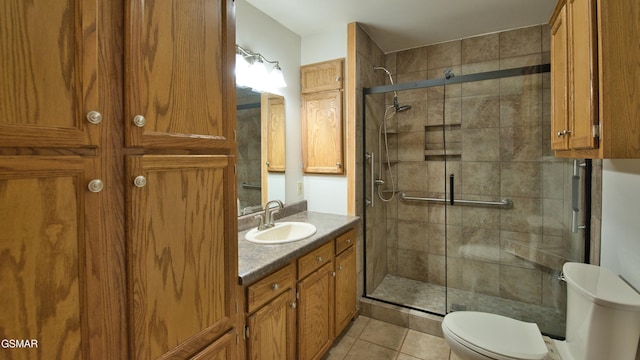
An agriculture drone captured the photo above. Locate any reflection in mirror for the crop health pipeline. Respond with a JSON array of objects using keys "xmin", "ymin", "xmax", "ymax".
[
  {"xmin": 237, "ymin": 88, "xmax": 263, "ymax": 216},
  {"xmin": 236, "ymin": 88, "xmax": 286, "ymax": 217}
]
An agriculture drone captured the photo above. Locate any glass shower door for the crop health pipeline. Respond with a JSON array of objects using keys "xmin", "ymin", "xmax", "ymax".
[{"xmin": 442, "ymin": 71, "xmax": 588, "ymax": 338}]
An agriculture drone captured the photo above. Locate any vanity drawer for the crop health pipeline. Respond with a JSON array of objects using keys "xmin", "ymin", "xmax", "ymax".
[
  {"xmin": 335, "ymin": 228, "xmax": 356, "ymax": 255},
  {"xmin": 298, "ymin": 240, "xmax": 334, "ymax": 279},
  {"xmin": 246, "ymin": 262, "xmax": 295, "ymax": 313}
]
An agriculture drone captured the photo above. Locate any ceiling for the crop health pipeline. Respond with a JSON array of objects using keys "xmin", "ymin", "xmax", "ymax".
[{"xmin": 246, "ymin": 0, "xmax": 557, "ymax": 53}]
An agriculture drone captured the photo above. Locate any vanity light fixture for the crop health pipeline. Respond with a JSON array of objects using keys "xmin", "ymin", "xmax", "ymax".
[{"xmin": 235, "ymin": 44, "xmax": 287, "ymax": 91}]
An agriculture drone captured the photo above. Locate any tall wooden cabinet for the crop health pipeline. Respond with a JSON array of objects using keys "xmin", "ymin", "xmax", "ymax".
[
  {"xmin": 301, "ymin": 59, "xmax": 345, "ymax": 174},
  {"xmin": 549, "ymin": 0, "xmax": 640, "ymax": 158},
  {"xmin": 0, "ymin": 0, "xmax": 239, "ymax": 359}
]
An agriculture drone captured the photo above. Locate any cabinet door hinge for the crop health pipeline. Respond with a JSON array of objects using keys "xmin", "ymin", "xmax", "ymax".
[
  {"xmin": 296, "ymin": 290, "xmax": 299, "ymax": 300},
  {"xmin": 244, "ymin": 325, "xmax": 249, "ymax": 339},
  {"xmin": 593, "ymin": 124, "xmax": 601, "ymax": 139},
  {"xmin": 235, "ymin": 301, "xmax": 238, "ymax": 313}
]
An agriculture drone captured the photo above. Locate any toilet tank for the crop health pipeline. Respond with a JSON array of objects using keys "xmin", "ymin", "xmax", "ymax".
[{"xmin": 563, "ymin": 262, "xmax": 640, "ymax": 360}]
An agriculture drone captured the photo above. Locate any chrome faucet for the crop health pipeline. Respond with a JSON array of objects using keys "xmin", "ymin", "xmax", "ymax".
[{"xmin": 256, "ymin": 200, "xmax": 283, "ymax": 230}]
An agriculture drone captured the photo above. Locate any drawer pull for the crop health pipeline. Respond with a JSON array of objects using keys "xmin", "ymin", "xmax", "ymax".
[
  {"xmin": 290, "ymin": 302, "xmax": 296, "ymax": 309},
  {"xmin": 272, "ymin": 283, "xmax": 279, "ymax": 291},
  {"xmin": 338, "ymin": 265, "xmax": 343, "ymax": 271},
  {"xmin": 317, "ymin": 256, "xmax": 323, "ymax": 262},
  {"xmin": 346, "ymin": 239, "xmax": 351, "ymax": 244}
]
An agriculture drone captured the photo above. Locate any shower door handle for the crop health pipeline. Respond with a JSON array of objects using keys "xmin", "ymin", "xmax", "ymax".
[
  {"xmin": 366, "ymin": 152, "xmax": 375, "ymax": 207},
  {"xmin": 449, "ymin": 174, "xmax": 455, "ymax": 205}
]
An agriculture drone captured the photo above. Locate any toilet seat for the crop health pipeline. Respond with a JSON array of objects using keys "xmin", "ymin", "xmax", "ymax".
[{"xmin": 442, "ymin": 312, "xmax": 548, "ymax": 360}]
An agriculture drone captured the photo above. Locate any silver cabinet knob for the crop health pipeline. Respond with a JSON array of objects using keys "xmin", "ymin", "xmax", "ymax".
[
  {"xmin": 338, "ymin": 265, "xmax": 343, "ymax": 271},
  {"xmin": 289, "ymin": 302, "xmax": 296, "ymax": 309},
  {"xmin": 86, "ymin": 111, "xmax": 102, "ymax": 124},
  {"xmin": 557, "ymin": 129, "xmax": 572, "ymax": 137},
  {"xmin": 133, "ymin": 115, "xmax": 146, "ymax": 127},
  {"xmin": 87, "ymin": 179, "xmax": 104, "ymax": 193},
  {"xmin": 272, "ymin": 283, "xmax": 279, "ymax": 291},
  {"xmin": 317, "ymin": 256, "xmax": 323, "ymax": 262},
  {"xmin": 346, "ymin": 239, "xmax": 351, "ymax": 244},
  {"xmin": 336, "ymin": 162, "xmax": 342, "ymax": 168},
  {"xmin": 133, "ymin": 176, "xmax": 147, "ymax": 188}
]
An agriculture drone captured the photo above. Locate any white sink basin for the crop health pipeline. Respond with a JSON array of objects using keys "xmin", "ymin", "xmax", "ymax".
[{"xmin": 245, "ymin": 222, "xmax": 317, "ymax": 244}]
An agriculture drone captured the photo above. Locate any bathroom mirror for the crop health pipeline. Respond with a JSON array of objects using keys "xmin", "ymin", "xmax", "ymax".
[{"xmin": 236, "ymin": 88, "xmax": 286, "ymax": 216}]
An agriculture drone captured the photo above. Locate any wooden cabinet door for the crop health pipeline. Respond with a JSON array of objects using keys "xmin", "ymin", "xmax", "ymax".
[
  {"xmin": 0, "ymin": 0, "xmax": 100, "ymax": 148},
  {"xmin": 0, "ymin": 156, "xmax": 106, "ymax": 359},
  {"xmin": 335, "ymin": 246, "xmax": 356, "ymax": 336},
  {"xmin": 567, "ymin": 0, "xmax": 598, "ymax": 150},
  {"xmin": 127, "ymin": 155, "xmax": 237, "ymax": 359},
  {"xmin": 126, "ymin": 0, "xmax": 235, "ymax": 149},
  {"xmin": 262, "ymin": 93, "xmax": 286, "ymax": 173},
  {"xmin": 191, "ymin": 331, "xmax": 238, "ymax": 360},
  {"xmin": 302, "ymin": 91, "xmax": 344, "ymax": 174},
  {"xmin": 297, "ymin": 262, "xmax": 335, "ymax": 360},
  {"xmin": 301, "ymin": 59, "xmax": 344, "ymax": 93},
  {"xmin": 550, "ymin": 2, "xmax": 569, "ymax": 151},
  {"xmin": 246, "ymin": 289, "xmax": 296, "ymax": 360}
]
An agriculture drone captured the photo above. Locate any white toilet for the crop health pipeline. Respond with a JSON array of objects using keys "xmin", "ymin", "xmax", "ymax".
[{"xmin": 442, "ymin": 262, "xmax": 640, "ymax": 360}]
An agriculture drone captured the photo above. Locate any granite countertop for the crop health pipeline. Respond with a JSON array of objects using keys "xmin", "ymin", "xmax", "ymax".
[{"xmin": 238, "ymin": 211, "xmax": 360, "ymax": 286}]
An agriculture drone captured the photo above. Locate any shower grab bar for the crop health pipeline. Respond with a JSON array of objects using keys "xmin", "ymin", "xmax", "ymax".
[
  {"xmin": 400, "ymin": 193, "xmax": 513, "ymax": 209},
  {"xmin": 241, "ymin": 182, "xmax": 262, "ymax": 190}
]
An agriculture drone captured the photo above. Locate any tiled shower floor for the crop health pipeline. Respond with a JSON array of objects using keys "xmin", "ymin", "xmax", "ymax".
[{"xmin": 369, "ymin": 274, "xmax": 566, "ymax": 337}]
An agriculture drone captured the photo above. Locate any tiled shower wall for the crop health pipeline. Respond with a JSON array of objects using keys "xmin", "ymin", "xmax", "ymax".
[
  {"xmin": 360, "ymin": 24, "xmax": 590, "ymax": 311},
  {"xmin": 236, "ymin": 88, "xmax": 262, "ymax": 213}
]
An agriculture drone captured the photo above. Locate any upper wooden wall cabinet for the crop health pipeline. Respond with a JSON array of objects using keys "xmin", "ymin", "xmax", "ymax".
[
  {"xmin": 301, "ymin": 59, "xmax": 345, "ymax": 174},
  {"xmin": 549, "ymin": 0, "xmax": 640, "ymax": 158},
  {"xmin": 301, "ymin": 59, "xmax": 344, "ymax": 93}
]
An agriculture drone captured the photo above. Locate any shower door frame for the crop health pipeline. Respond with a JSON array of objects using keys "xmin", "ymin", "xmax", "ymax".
[{"xmin": 361, "ymin": 63, "xmax": 592, "ymax": 320}]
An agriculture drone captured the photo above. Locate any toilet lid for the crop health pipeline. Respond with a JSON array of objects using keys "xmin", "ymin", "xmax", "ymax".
[{"xmin": 442, "ymin": 312, "xmax": 548, "ymax": 360}]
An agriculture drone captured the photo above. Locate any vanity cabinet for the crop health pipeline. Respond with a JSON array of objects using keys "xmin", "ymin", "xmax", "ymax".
[
  {"xmin": 0, "ymin": 0, "xmax": 239, "ymax": 359},
  {"xmin": 334, "ymin": 229, "xmax": 357, "ymax": 335},
  {"xmin": 549, "ymin": 0, "xmax": 640, "ymax": 158},
  {"xmin": 245, "ymin": 264, "xmax": 296, "ymax": 360},
  {"xmin": 301, "ymin": 59, "xmax": 345, "ymax": 174},
  {"xmin": 297, "ymin": 241, "xmax": 336, "ymax": 360},
  {"xmin": 241, "ymin": 227, "xmax": 357, "ymax": 360}
]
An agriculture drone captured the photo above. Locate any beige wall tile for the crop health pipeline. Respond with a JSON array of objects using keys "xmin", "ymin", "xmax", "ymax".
[
  {"xmin": 461, "ymin": 95, "xmax": 500, "ymax": 129},
  {"xmin": 500, "ymin": 125, "xmax": 543, "ymax": 161},
  {"xmin": 499, "ymin": 265, "xmax": 542, "ymax": 304},
  {"xmin": 462, "ymin": 128, "xmax": 501, "ymax": 161},
  {"xmin": 462, "ymin": 33, "xmax": 500, "ymax": 64},
  {"xmin": 501, "ymin": 162, "xmax": 542, "ymax": 198},
  {"xmin": 428, "ymin": 40, "xmax": 462, "ymax": 69},
  {"xmin": 397, "ymin": 47, "xmax": 428, "ymax": 74},
  {"xmin": 461, "ymin": 161, "xmax": 501, "ymax": 196},
  {"xmin": 499, "ymin": 26, "xmax": 542, "ymax": 58}
]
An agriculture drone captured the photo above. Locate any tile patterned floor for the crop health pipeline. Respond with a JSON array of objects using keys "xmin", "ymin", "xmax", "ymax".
[{"xmin": 324, "ymin": 316, "xmax": 462, "ymax": 360}]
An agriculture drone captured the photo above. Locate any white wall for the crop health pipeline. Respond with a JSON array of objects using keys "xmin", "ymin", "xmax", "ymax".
[
  {"xmin": 236, "ymin": 0, "xmax": 303, "ymax": 205},
  {"xmin": 601, "ymin": 159, "xmax": 640, "ymax": 292},
  {"xmin": 301, "ymin": 27, "xmax": 349, "ymax": 215}
]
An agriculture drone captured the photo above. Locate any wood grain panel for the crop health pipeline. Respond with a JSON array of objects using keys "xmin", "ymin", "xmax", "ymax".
[
  {"xmin": 335, "ymin": 228, "xmax": 356, "ymax": 255},
  {"xmin": 0, "ymin": 157, "xmax": 91, "ymax": 359},
  {"xmin": 126, "ymin": 0, "xmax": 231, "ymax": 149},
  {"xmin": 127, "ymin": 155, "xmax": 234, "ymax": 359},
  {"xmin": 597, "ymin": 0, "xmax": 640, "ymax": 158},
  {"xmin": 301, "ymin": 91, "xmax": 344, "ymax": 174},
  {"xmin": 263, "ymin": 93, "xmax": 286, "ymax": 173},
  {"xmin": 567, "ymin": 0, "xmax": 598, "ymax": 150},
  {"xmin": 297, "ymin": 262, "xmax": 334, "ymax": 360},
  {"xmin": 301, "ymin": 59, "xmax": 344, "ymax": 93},
  {"xmin": 298, "ymin": 241, "xmax": 334, "ymax": 280},
  {"xmin": 334, "ymin": 246, "xmax": 356, "ymax": 335},
  {"xmin": 190, "ymin": 331, "xmax": 237, "ymax": 360},
  {"xmin": 550, "ymin": 2, "xmax": 569, "ymax": 151},
  {"xmin": 0, "ymin": 0, "xmax": 99, "ymax": 148},
  {"xmin": 246, "ymin": 289, "xmax": 296, "ymax": 360},
  {"xmin": 246, "ymin": 263, "xmax": 294, "ymax": 314}
]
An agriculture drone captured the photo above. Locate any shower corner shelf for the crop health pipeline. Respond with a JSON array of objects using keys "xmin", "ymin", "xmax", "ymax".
[
  {"xmin": 382, "ymin": 159, "xmax": 399, "ymax": 166},
  {"xmin": 504, "ymin": 239, "xmax": 574, "ymax": 271}
]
